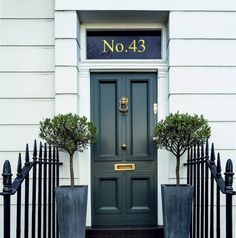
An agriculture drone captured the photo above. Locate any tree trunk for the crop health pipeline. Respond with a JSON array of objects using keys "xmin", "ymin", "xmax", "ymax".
[
  {"xmin": 69, "ymin": 154, "xmax": 74, "ymax": 186},
  {"xmin": 176, "ymin": 154, "xmax": 180, "ymax": 185}
]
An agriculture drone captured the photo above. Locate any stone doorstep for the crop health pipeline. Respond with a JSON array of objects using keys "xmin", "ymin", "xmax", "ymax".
[{"xmin": 86, "ymin": 226, "xmax": 164, "ymax": 238}]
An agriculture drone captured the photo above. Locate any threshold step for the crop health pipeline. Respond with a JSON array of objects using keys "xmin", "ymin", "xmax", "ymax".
[{"xmin": 86, "ymin": 226, "xmax": 164, "ymax": 238}]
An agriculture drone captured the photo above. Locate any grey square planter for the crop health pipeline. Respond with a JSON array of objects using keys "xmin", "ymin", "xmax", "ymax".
[
  {"xmin": 55, "ymin": 185, "xmax": 88, "ymax": 238},
  {"xmin": 161, "ymin": 184, "xmax": 193, "ymax": 238}
]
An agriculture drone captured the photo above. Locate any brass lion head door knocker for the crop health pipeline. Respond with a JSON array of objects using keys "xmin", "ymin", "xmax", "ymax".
[{"xmin": 119, "ymin": 97, "xmax": 128, "ymax": 113}]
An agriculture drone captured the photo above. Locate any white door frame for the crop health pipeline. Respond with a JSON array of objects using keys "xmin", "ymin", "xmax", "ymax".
[{"xmin": 55, "ymin": 16, "xmax": 169, "ymax": 226}]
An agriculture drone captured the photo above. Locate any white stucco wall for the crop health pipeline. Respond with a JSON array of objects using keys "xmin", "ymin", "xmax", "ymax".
[
  {"xmin": 0, "ymin": 0, "xmax": 55, "ymax": 159},
  {"xmin": 0, "ymin": 0, "xmax": 55, "ymax": 235},
  {"xmin": 168, "ymin": 11, "xmax": 236, "ymax": 181}
]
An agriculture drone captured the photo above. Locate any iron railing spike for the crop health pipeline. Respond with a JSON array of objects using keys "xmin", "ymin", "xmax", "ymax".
[
  {"xmin": 197, "ymin": 143, "xmax": 200, "ymax": 158},
  {"xmin": 2, "ymin": 160, "xmax": 12, "ymax": 192},
  {"xmin": 49, "ymin": 144, "xmax": 52, "ymax": 161},
  {"xmin": 201, "ymin": 142, "xmax": 204, "ymax": 158},
  {"xmin": 226, "ymin": 159, "xmax": 233, "ymax": 173},
  {"xmin": 206, "ymin": 140, "xmax": 209, "ymax": 157},
  {"xmin": 210, "ymin": 143, "xmax": 215, "ymax": 164},
  {"xmin": 17, "ymin": 153, "xmax": 22, "ymax": 177},
  {"xmin": 33, "ymin": 140, "xmax": 37, "ymax": 159},
  {"xmin": 225, "ymin": 159, "xmax": 234, "ymax": 191},
  {"xmin": 39, "ymin": 142, "xmax": 43, "ymax": 160},
  {"xmin": 216, "ymin": 153, "xmax": 222, "ymax": 177},
  {"xmin": 56, "ymin": 147, "xmax": 59, "ymax": 162},
  {"xmin": 25, "ymin": 144, "xmax": 30, "ymax": 164},
  {"xmin": 53, "ymin": 146, "xmax": 56, "ymax": 161},
  {"xmin": 44, "ymin": 143, "xmax": 47, "ymax": 161},
  {"xmin": 3, "ymin": 160, "xmax": 12, "ymax": 176}
]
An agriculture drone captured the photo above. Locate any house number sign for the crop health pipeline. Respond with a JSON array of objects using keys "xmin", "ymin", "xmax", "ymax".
[{"xmin": 87, "ymin": 30, "xmax": 161, "ymax": 59}]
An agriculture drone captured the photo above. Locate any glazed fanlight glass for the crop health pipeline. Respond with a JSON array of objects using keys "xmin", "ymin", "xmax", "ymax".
[{"xmin": 87, "ymin": 30, "xmax": 161, "ymax": 59}]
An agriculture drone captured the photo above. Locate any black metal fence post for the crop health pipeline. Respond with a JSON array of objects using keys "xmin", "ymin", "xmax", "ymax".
[
  {"xmin": 24, "ymin": 144, "xmax": 30, "ymax": 238},
  {"xmin": 216, "ymin": 153, "xmax": 221, "ymax": 238},
  {"xmin": 31, "ymin": 140, "xmax": 37, "ymax": 238},
  {"xmin": 225, "ymin": 159, "xmax": 234, "ymax": 238},
  {"xmin": 193, "ymin": 145, "xmax": 196, "ymax": 238},
  {"xmin": 38, "ymin": 142, "xmax": 43, "ymax": 238},
  {"xmin": 43, "ymin": 143, "xmax": 48, "ymax": 238},
  {"xmin": 196, "ymin": 144, "xmax": 200, "ymax": 238},
  {"xmin": 2, "ymin": 160, "xmax": 12, "ymax": 238},
  {"xmin": 204, "ymin": 141, "xmax": 209, "ymax": 238},
  {"xmin": 200, "ymin": 143, "xmax": 205, "ymax": 238},
  {"xmin": 210, "ymin": 143, "xmax": 215, "ymax": 238},
  {"xmin": 48, "ymin": 144, "xmax": 52, "ymax": 238},
  {"xmin": 52, "ymin": 147, "xmax": 56, "ymax": 238},
  {"xmin": 16, "ymin": 154, "xmax": 22, "ymax": 238},
  {"xmin": 56, "ymin": 148, "xmax": 60, "ymax": 238}
]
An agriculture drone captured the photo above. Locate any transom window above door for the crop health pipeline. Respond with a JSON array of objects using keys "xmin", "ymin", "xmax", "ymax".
[{"xmin": 86, "ymin": 30, "xmax": 162, "ymax": 60}]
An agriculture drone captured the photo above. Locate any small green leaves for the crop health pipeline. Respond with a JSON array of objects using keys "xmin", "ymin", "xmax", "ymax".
[
  {"xmin": 154, "ymin": 112, "xmax": 211, "ymax": 156},
  {"xmin": 154, "ymin": 112, "xmax": 211, "ymax": 155},
  {"xmin": 39, "ymin": 113, "xmax": 97, "ymax": 186},
  {"xmin": 39, "ymin": 113, "xmax": 97, "ymax": 156},
  {"xmin": 153, "ymin": 112, "xmax": 211, "ymax": 185},
  {"xmin": 153, "ymin": 112, "xmax": 211, "ymax": 157}
]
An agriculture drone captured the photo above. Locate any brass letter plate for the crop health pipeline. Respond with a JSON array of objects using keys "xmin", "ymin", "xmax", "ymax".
[{"xmin": 114, "ymin": 163, "xmax": 135, "ymax": 171}]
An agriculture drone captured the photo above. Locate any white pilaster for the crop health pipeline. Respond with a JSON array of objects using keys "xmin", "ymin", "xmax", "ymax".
[
  {"xmin": 157, "ymin": 67, "xmax": 169, "ymax": 225},
  {"xmin": 55, "ymin": 10, "xmax": 80, "ymax": 114}
]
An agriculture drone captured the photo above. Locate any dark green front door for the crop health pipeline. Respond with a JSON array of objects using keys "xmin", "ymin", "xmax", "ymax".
[{"xmin": 91, "ymin": 73, "xmax": 157, "ymax": 226}]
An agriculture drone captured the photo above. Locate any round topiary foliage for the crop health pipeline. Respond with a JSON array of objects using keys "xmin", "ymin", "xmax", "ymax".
[
  {"xmin": 39, "ymin": 113, "xmax": 97, "ymax": 186},
  {"xmin": 153, "ymin": 112, "xmax": 211, "ymax": 185}
]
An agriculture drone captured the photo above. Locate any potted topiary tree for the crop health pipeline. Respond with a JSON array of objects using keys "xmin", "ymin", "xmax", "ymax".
[
  {"xmin": 39, "ymin": 113, "xmax": 97, "ymax": 238},
  {"xmin": 153, "ymin": 112, "xmax": 211, "ymax": 238}
]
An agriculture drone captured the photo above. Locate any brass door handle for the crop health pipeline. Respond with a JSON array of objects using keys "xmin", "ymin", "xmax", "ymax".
[{"xmin": 121, "ymin": 144, "xmax": 127, "ymax": 150}]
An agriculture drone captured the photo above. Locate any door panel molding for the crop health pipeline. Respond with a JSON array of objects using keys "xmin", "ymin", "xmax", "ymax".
[
  {"xmin": 127, "ymin": 173, "xmax": 154, "ymax": 214},
  {"xmin": 94, "ymin": 173, "xmax": 123, "ymax": 214}
]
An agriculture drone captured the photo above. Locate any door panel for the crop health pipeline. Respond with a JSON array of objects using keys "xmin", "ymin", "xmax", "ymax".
[
  {"xmin": 99, "ymin": 82, "xmax": 118, "ymax": 158},
  {"xmin": 91, "ymin": 73, "xmax": 157, "ymax": 226},
  {"xmin": 95, "ymin": 174, "xmax": 122, "ymax": 214},
  {"xmin": 93, "ymin": 75, "xmax": 121, "ymax": 162},
  {"xmin": 127, "ymin": 174, "xmax": 154, "ymax": 213},
  {"xmin": 130, "ymin": 82, "xmax": 148, "ymax": 156}
]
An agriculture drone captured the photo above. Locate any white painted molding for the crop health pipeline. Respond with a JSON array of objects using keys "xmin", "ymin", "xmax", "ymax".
[
  {"xmin": 55, "ymin": 0, "xmax": 236, "ymax": 11},
  {"xmin": 55, "ymin": 94, "xmax": 78, "ymax": 114},
  {"xmin": 55, "ymin": 67, "xmax": 78, "ymax": 94},
  {"xmin": 79, "ymin": 60, "xmax": 168, "ymax": 72},
  {"xmin": 55, "ymin": 11, "xmax": 80, "ymax": 115},
  {"xmin": 55, "ymin": 39, "xmax": 79, "ymax": 66},
  {"xmin": 55, "ymin": 11, "xmax": 78, "ymax": 39}
]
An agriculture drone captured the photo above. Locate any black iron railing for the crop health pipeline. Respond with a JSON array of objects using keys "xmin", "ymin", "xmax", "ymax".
[
  {"xmin": 0, "ymin": 141, "xmax": 62, "ymax": 238},
  {"xmin": 185, "ymin": 141, "xmax": 236, "ymax": 238}
]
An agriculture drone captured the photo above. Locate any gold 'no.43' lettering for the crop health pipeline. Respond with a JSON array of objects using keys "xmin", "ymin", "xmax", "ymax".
[{"xmin": 102, "ymin": 39, "xmax": 146, "ymax": 53}]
